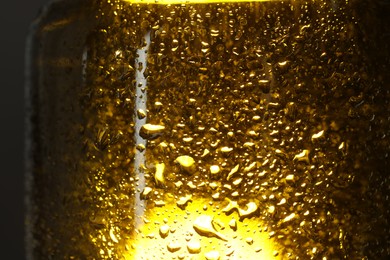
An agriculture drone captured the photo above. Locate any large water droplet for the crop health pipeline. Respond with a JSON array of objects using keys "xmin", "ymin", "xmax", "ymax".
[
  {"xmin": 139, "ymin": 124, "xmax": 165, "ymax": 139},
  {"xmin": 193, "ymin": 215, "xmax": 227, "ymax": 241}
]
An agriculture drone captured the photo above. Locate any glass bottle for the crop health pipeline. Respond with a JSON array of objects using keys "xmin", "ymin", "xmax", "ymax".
[{"xmin": 25, "ymin": 0, "xmax": 390, "ymax": 259}]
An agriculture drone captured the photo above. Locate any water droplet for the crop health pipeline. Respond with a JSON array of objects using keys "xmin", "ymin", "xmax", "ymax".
[
  {"xmin": 238, "ymin": 202, "xmax": 258, "ymax": 218},
  {"xmin": 136, "ymin": 109, "xmax": 147, "ymax": 119},
  {"xmin": 209, "ymin": 182, "xmax": 219, "ymax": 189},
  {"xmin": 109, "ymin": 228, "xmax": 119, "ymax": 243},
  {"xmin": 252, "ymin": 115, "xmax": 261, "ymax": 121},
  {"xmin": 229, "ymin": 218, "xmax": 237, "ymax": 231},
  {"xmin": 187, "ymin": 240, "xmax": 201, "ymax": 254},
  {"xmin": 183, "ymin": 137, "xmax": 193, "ymax": 143},
  {"xmin": 174, "ymin": 180, "xmax": 183, "ymax": 188},
  {"xmin": 167, "ymin": 241, "xmax": 181, "ymax": 253},
  {"xmin": 246, "ymin": 237, "xmax": 254, "ymax": 245},
  {"xmin": 171, "ymin": 39, "xmax": 179, "ymax": 52},
  {"xmin": 159, "ymin": 224, "xmax": 170, "ymax": 238},
  {"xmin": 231, "ymin": 191, "xmax": 239, "ymax": 197},
  {"xmin": 282, "ymin": 213, "xmax": 296, "ymax": 223},
  {"xmin": 155, "ymin": 200, "xmax": 166, "ymax": 207},
  {"xmin": 139, "ymin": 124, "xmax": 165, "ymax": 139},
  {"xmin": 154, "ymin": 101, "xmax": 163, "ymax": 107},
  {"xmin": 258, "ymin": 79, "xmax": 271, "ymax": 93},
  {"xmin": 158, "ymin": 141, "xmax": 168, "ymax": 149},
  {"xmin": 224, "ymin": 184, "xmax": 232, "ymax": 190},
  {"xmin": 222, "ymin": 199, "xmax": 239, "ymax": 214},
  {"xmin": 248, "ymin": 130, "xmax": 259, "ymax": 137},
  {"xmin": 154, "ymin": 163, "xmax": 165, "ymax": 186},
  {"xmin": 227, "ymin": 164, "xmax": 239, "ymax": 180},
  {"xmin": 268, "ymin": 205, "xmax": 275, "ymax": 214},
  {"xmin": 187, "ymin": 181, "xmax": 197, "ymax": 189},
  {"xmin": 175, "ymin": 155, "xmax": 196, "ymax": 172},
  {"xmin": 146, "ymin": 233, "xmax": 155, "ymax": 239},
  {"xmin": 210, "ymin": 165, "xmax": 221, "ymax": 175},
  {"xmin": 232, "ymin": 178, "xmax": 243, "ymax": 186},
  {"xmin": 210, "ymin": 29, "xmax": 220, "ymax": 37},
  {"xmin": 244, "ymin": 162, "xmax": 257, "ymax": 172},
  {"xmin": 210, "ymin": 140, "xmax": 220, "ymax": 148},
  {"xmin": 225, "ymin": 248, "xmax": 234, "ymax": 256},
  {"xmin": 278, "ymin": 60, "xmax": 289, "ymax": 67},
  {"xmin": 177, "ymin": 194, "xmax": 192, "ymax": 209},
  {"xmin": 193, "ymin": 215, "xmax": 227, "ymax": 241},
  {"xmin": 212, "ymin": 218, "xmax": 225, "ymax": 231},
  {"xmin": 205, "ymin": 250, "xmax": 220, "ymax": 260},
  {"xmin": 285, "ymin": 174, "xmax": 294, "ymax": 182},
  {"xmin": 277, "ymin": 198, "xmax": 286, "ymax": 205},
  {"xmin": 89, "ymin": 214, "xmax": 106, "ymax": 226},
  {"xmin": 220, "ymin": 146, "xmax": 233, "ymax": 153},
  {"xmin": 141, "ymin": 187, "xmax": 152, "ymax": 199},
  {"xmin": 293, "ymin": 150, "xmax": 310, "ymax": 163},
  {"xmin": 201, "ymin": 149, "xmax": 210, "ymax": 157},
  {"xmin": 243, "ymin": 142, "xmax": 255, "ymax": 148},
  {"xmin": 285, "ymin": 102, "xmax": 297, "ymax": 121},
  {"xmin": 311, "ymin": 130, "xmax": 324, "ymax": 140},
  {"xmin": 136, "ymin": 143, "xmax": 145, "ymax": 152}
]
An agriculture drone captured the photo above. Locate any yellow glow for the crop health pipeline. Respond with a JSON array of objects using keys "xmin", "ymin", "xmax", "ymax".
[
  {"xmin": 122, "ymin": 0, "xmax": 281, "ymax": 4},
  {"xmin": 122, "ymin": 197, "xmax": 282, "ymax": 259}
]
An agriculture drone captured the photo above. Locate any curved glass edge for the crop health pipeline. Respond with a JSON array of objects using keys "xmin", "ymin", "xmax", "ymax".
[{"xmin": 24, "ymin": 1, "xmax": 97, "ymax": 259}]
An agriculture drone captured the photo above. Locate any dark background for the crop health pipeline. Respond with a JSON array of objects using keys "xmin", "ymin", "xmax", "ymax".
[{"xmin": 0, "ymin": 0, "xmax": 49, "ymax": 259}]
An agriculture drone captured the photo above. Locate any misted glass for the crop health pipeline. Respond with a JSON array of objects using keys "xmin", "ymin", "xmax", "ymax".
[{"xmin": 25, "ymin": 0, "xmax": 390, "ymax": 259}]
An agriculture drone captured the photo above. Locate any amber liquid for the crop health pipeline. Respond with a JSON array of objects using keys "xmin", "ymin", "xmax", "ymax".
[{"xmin": 27, "ymin": 0, "xmax": 390, "ymax": 259}]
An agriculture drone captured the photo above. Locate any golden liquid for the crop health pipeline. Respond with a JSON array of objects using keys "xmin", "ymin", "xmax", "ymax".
[{"xmin": 27, "ymin": 0, "xmax": 390, "ymax": 259}]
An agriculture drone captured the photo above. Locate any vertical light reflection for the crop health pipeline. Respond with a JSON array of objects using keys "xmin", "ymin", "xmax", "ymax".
[{"xmin": 134, "ymin": 31, "xmax": 151, "ymax": 229}]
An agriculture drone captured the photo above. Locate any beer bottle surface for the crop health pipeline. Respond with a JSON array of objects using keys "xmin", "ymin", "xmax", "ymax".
[{"xmin": 26, "ymin": 0, "xmax": 390, "ymax": 259}]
